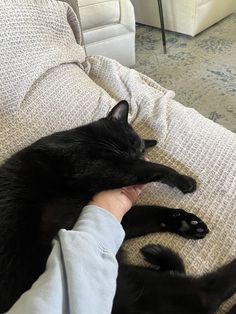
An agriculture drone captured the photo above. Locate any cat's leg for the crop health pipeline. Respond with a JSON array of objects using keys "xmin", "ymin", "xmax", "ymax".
[
  {"xmin": 140, "ymin": 244, "xmax": 186, "ymax": 274},
  {"xmin": 75, "ymin": 159, "xmax": 197, "ymax": 196},
  {"xmin": 122, "ymin": 205, "xmax": 209, "ymax": 239},
  {"xmin": 197, "ymin": 259, "xmax": 236, "ymax": 314},
  {"xmin": 124, "ymin": 160, "xmax": 196, "ymax": 193}
]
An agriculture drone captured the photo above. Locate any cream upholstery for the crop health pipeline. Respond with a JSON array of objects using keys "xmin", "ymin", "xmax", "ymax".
[
  {"xmin": 74, "ymin": 0, "xmax": 136, "ymax": 66},
  {"xmin": 131, "ymin": 0, "xmax": 236, "ymax": 36}
]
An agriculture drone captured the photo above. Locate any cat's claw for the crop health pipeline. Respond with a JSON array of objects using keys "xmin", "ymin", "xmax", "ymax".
[
  {"xmin": 171, "ymin": 209, "xmax": 209, "ymax": 239},
  {"xmin": 176, "ymin": 175, "xmax": 197, "ymax": 194}
]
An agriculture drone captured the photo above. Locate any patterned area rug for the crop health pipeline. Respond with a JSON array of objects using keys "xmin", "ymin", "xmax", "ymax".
[{"xmin": 134, "ymin": 13, "xmax": 236, "ymax": 132}]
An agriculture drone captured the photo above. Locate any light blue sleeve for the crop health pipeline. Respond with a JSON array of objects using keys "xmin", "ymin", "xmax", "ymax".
[{"xmin": 7, "ymin": 205, "xmax": 125, "ymax": 314}]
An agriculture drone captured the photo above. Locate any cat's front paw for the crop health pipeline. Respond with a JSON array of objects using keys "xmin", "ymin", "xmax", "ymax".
[
  {"xmin": 176, "ymin": 175, "xmax": 197, "ymax": 194},
  {"xmin": 171, "ymin": 209, "xmax": 209, "ymax": 239}
]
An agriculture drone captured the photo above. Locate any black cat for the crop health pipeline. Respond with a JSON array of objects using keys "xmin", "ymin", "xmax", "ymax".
[
  {"xmin": 0, "ymin": 100, "xmax": 210, "ymax": 312},
  {"xmin": 113, "ymin": 245, "xmax": 236, "ymax": 314}
]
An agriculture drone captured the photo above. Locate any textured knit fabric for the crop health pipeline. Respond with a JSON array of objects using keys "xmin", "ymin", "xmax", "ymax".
[
  {"xmin": 7, "ymin": 205, "xmax": 125, "ymax": 314},
  {"xmin": 0, "ymin": 1, "xmax": 236, "ymax": 313},
  {"xmin": 0, "ymin": 0, "xmax": 85, "ymax": 114}
]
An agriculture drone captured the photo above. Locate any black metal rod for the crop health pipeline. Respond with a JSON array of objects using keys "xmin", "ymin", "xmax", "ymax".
[{"xmin": 157, "ymin": 0, "xmax": 167, "ymax": 54}]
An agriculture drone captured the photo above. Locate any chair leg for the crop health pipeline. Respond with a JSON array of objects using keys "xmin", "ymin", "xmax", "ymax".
[{"xmin": 157, "ymin": 0, "xmax": 167, "ymax": 54}]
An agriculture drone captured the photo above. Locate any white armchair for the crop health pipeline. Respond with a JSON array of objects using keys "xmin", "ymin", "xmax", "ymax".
[{"xmin": 63, "ymin": 0, "xmax": 136, "ymax": 67}]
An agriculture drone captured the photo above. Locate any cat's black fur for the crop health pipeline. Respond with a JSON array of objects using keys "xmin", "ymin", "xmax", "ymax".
[
  {"xmin": 113, "ymin": 245, "xmax": 236, "ymax": 314},
  {"xmin": 0, "ymin": 100, "xmax": 232, "ymax": 313}
]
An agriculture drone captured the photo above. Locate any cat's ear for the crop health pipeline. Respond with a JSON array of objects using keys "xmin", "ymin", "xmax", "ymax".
[
  {"xmin": 144, "ymin": 139, "xmax": 157, "ymax": 148},
  {"xmin": 107, "ymin": 100, "xmax": 129, "ymax": 123}
]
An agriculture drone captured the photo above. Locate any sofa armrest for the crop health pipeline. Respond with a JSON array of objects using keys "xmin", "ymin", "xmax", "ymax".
[{"xmin": 120, "ymin": 0, "xmax": 136, "ymax": 32}]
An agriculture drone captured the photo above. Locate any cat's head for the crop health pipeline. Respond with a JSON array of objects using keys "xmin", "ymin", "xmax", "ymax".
[{"xmin": 87, "ymin": 100, "xmax": 157, "ymax": 160}]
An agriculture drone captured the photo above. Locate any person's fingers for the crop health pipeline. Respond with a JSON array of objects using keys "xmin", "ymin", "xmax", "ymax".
[
  {"xmin": 121, "ymin": 184, "xmax": 145, "ymax": 203},
  {"xmin": 130, "ymin": 185, "xmax": 145, "ymax": 198},
  {"xmin": 121, "ymin": 187, "xmax": 136, "ymax": 203}
]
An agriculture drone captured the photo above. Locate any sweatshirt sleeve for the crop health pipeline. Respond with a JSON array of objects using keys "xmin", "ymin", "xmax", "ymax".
[{"xmin": 7, "ymin": 205, "xmax": 125, "ymax": 314}]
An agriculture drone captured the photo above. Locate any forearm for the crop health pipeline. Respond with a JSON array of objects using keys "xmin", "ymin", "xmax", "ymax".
[
  {"xmin": 64, "ymin": 205, "xmax": 125, "ymax": 314},
  {"xmin": 7, "ymin": 205, "xmax": 125, "ymax": 314}
]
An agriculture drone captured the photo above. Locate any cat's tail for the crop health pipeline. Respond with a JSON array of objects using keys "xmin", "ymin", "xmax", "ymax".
[{"xmin": 140, "ymin": 244, "xmax": 186, "ymax": 274}]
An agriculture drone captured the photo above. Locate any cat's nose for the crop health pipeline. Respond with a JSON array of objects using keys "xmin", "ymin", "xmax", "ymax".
[{"xmin": 128, "ymin": 150, "xmax": 141, "ymax": 160}]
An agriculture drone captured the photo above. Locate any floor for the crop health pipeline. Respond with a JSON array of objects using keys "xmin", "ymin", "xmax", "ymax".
[{"xmin": 134, "ymin": 13, "xmax": 236, "ymax": 132}]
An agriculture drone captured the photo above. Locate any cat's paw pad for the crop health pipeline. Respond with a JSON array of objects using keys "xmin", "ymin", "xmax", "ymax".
[
  {"xmin": 172, "ymin": 210, "xmax": 209, "ymax": 239},
  {"xmin": 176, "ymin": 175, "xmax": 197, "ymax": 194}
]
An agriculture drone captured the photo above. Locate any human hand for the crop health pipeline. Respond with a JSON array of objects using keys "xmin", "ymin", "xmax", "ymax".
[{"xmin": 88, "ymin": 185, "xmax": 146, "ymax": 222}]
